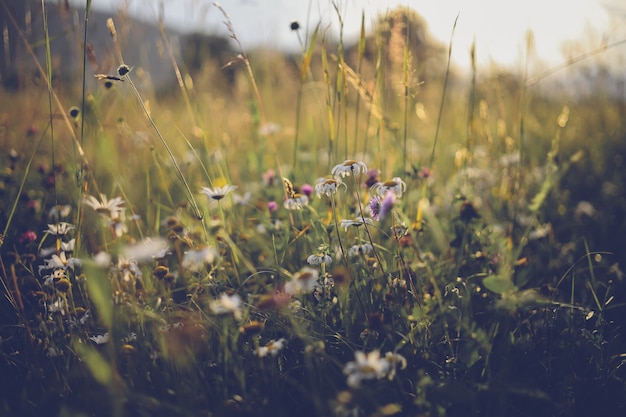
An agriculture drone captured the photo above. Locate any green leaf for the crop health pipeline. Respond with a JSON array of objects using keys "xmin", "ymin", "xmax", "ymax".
[
  {"xmin": 483, "ymin": 274, "xmax": 516, "ymax": 295},
  {"xmin": 85, "ymin": 265, "xmax": 113, "ymax": 328},
  {"xmin": 74, "ymin": 341, "xmax": 113, "ymax": 386}
]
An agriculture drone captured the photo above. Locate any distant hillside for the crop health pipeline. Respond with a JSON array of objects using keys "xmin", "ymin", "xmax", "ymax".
[{"xmin": 0, "ymin": 0, "xmax": 236, "ymax": 93}]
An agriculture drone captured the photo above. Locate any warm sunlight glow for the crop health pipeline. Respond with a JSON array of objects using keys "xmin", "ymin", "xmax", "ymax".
[{"xmin": 89, "ymin": 0, "xmax": 624, "ymax": 70}]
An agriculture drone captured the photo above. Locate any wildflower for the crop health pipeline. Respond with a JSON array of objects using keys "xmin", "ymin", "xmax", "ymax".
[
  {"xmin": 258, "ymin": 122, "xmax": 281, "ymax": 136},
  {"xmin": 89, "ymin": 333, "xmax": 110, "ymax": 344},
  {"xmin": 267, "ymin": 201, "xmax": 278, "ymax": 212},
  {"xmin": 47, "ymin": 297, "xmax": 67, "ymax": 314},
  {"xmin": 209, "ymin": 293, "xmax": 243, "ymax": 320},
  {"xmin": 84, "ymin": 194, "xmax": 125, "ymax": 219},
  {"xmin": 18, "ymin": 230, "xmax": 37, "ymax": 244},
  {"xmin": 314, "ymin": 275, "xmax": 336, "ymax": 302},
  {"xmin": 283, "ymin": 194, "xmax": 309, "ymax": 210},
  {"xmin": 109, "ymin": 215, "xmax": 128, "ymax": 237},
  {"xmin": 382, "ymin": 352, "xmax": 407, "ymax": 380},
  {"xmin": 418, "ymin": 167, "xmax": 431, "ymax": 179},
  {"xmin": 25, "ymin": 199, "xmax": 41, "ymax": 211},
  {"xmin": 48, "ymin": 204, "xmax": 72, "ymax": 219},
  {"xmin": 115, "ymin": 257, "xmax": 142, "ymax": 282},
  {"xmin": 348, "ymin": 243, "xmax": 373, "ymax": 257},
  {"xmin": 295, "ymin": 182, "xmax": 312, "ymax": 197},
  {"xmin": 288, "ymin": 299, "xmax": 302, "ymax": 312},
  {"xmin": 284, "ymin": 266, "xmax": 319, "ymax": 295},
  {"xmin": 364, "ymin": 168, "xmax": 380, "ymax": 188},
  {"xmin": 528, "ymin": 223, "xmax": 552, "ymax": 240},
  {"xmin": 339, "ymin": 217, "xmax": 374, "ymax": 231},
  {"xmin": 332, "ymin": 160, "xmax": 368, "ymax": 178},
  {"xmin": 499, "ymin": 151, "xmax": 520, "ymax": 167},
  {"xmin": 369, "ymin": 191, "xmax": 395, "ymax": 221},
  {"xmin": 46, "ymin": 346, "xmax": 64, "ymax": 358},
  {"xmin": 371, "ymin": 177, "xmax": 406, "ymax": 198},
  {"xmin": 42, "ymin": 269, "xmax": 67, "ymax": 287},
  {"xmin": 262, "ymin": 169, "xmax": 276, "ymax": 186},
  {"xmin": 315, "ymin": 177, "xmax": 345, "ymax": 198},
  {"xmin": 255, "ymin": 338, "xmax": 287, "ymax": 358},
  {"xmin": 122, "ymin": 237, "xmax": 170, "ymax": 261},
  {"xmin": 342, "ymin": 350, "xmax": 406, "ymax": 388},
  {"xmin": 200, "ymin": 184, "xmax": 238, "ymax": 201},
  {"xmin": 307, "ymin": 253, "xmax": 332, "ymax": 266},
  {"xmin": 182, "ymin": 247, "xmax": 220, "ymax": 272},
  {"xmin": 45, "ymin": 222, "xmax": 75, "ymax": 236},
  {"xmin": 38, "ymin": 251, "xmax": 81, "ymax": 274},
  {"xmin": 574, "ymin": 201, "xmax": 595, "ymax": 219},
  {"xmin": 343, "ymin": 350, "xmax": 387, "ymax": 388},
  {"xmin": 233, "ymin": 191, "xmax": 252, "ymax": 205},
  {"xmin": 93, "ymin": 251, "xmax": 112, "ymax": 268}
]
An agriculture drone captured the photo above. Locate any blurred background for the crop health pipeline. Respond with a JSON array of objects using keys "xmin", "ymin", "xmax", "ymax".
[{"xmin": 68, "ymin": 0, "xmax": 626, "ymax": 69}]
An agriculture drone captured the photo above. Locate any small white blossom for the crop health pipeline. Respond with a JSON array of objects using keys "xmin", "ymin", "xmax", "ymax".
[
  {"xmin": 339, "ymin": 217, "xmax": 374, "ymax": 230},
  {"xmin": 40, "ymin": 238, "xmax": 76, "ymax": 257},
  {"xmin": 315, "ymin": 177, "xmax": 345, "ymax": 198},
  {"xmin": 332, "ymin": 160, "xmax": 368, "ymax": 178},
  {"xmin": 38, "ymin": 251, "xmax": 81, "ymax": 274},
  {"xmin": 109, "ymin": 215, "xmax": 128, "ymax": 237},
  {"xmin": 284, "ymin": 267, "xmax": 319, "ymax": 295},
  {"xmin": 209, "ymin": 293, "xmax": 243, "ymax": 320},
  {"xmin": 371, "ymin": 177, "xmax": 407, "ymax": 198},
  {"xmin": 89, "ymin": 333, "xmax": 110, "ymax": 344},
  {"xmin": 255, "ymin": 338, "xmax": 287, "ymax": 357},
  {"xmin": 307, "ymin": 253, "xmax": 332, "ymax": 265},
  {"xmin": 528, "ymin": 223, "xmax": 552, "ymax": 240},
  {"xmin": 45, "ymin": 222, "xmax": 75, "ymax": 236},
  {"xmin": 46, "ymin": 346, "xmax": 64, "ymax": 357},
  {"xmin": 122, "ymin": 237, "xmax": 170, "ymax": 261},
  {"xmin": 200, "ymin": 185, "xmax": 238, "ymax": 201},
  {"xmin": 574, "ymin": 201, "xmax": 595, "ymax": 219},
  {"xmin": 115, "ymin": 257, "xmax": 142, "ymax": 282},
  {"xmin": 348, "ymin": 243, "xmax": 373, "ymax": 257},
  {"xmin": 93, "ymin": 251, "xmax": 112, "ymax": 268},
  {"xmin": 283, "ymin": 194, "xmax": 309, "ymax": 210},
  {"xmin": 48, "ymin": 204, "xmax": 72, "ymax": 219},
  {"xmin": 343, "ymin": 350, "xmax": 406, "ymax": 388},
  {"xmin": 84, "ymin": 194, "xmax": 125, "ymax": 219},
  {"xmin": 182, "ymin": 247, "xmax": 220, "ymax": 272}
]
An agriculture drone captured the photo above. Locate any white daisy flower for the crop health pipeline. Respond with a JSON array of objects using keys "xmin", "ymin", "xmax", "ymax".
[
  {"xmin": 331, "ymin": 159, "xmax": 368, "ymax": 178},
  {"xmin": 209, "ymin": 293, "xmax": 243, "ymax": 320},
  {"xmin": 89, "ymin": 333, "xmax": 110, "ymax": 344},
  {"xmin": 45, "ymin": 222, "xmax": 75, "ymax": 236},
  {"xmin": 200, "ymin": 184, "xmax": 238, "ymax": 201},
  {"xmin": 84, "ymin": 194, "xmax": 125, "ymax": 219},
  {"xmin": 283, "ymin": 194, "xmax": 309, "ymax": 210},
  {"xmin": 371, "ymin": 177, "xmax": 407, "ymax": 198},
  {"xmin": 255, "ymin": 338, "xmax": 287, "ymax": 358},
  {"xmin": 284, "ymin": 267, "xmax": 319, "ymax": 295},
  {"xmin": 182, "ymin": 247, "xmax": 220, "ymax": 272},
  {"xmin": 315, "ymin": 177, "xmax": 346, "ymax": 198},
  {"xmin": 339, "ymin": 217, "xmax": 374, "ymax": 231}
]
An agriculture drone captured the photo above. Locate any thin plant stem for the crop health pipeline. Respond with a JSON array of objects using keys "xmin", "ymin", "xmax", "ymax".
[
  {"xmin": 428, "ymin": 13, "xmax": 458, "ymax": 169},
  {"xmin": 122, "ymin": 71, "xmax": 204, "ymax": 225},
  {"xmin": 351, "ymin": 176, "xmax": 386, "ymax": 276}
]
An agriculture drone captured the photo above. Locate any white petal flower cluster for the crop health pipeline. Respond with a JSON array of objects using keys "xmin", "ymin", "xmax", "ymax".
[{"xmin": 343, "ymin": 350, "xmax": 407, "ymax": 388}]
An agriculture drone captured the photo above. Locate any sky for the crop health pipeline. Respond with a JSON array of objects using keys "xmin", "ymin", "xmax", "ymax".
[{"xmin": 74, "ymin": 0, "xmax": 626, "ymax": 71}]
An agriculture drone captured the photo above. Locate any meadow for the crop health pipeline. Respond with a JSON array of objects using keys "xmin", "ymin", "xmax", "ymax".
[{"xmin": 1, "ymin": 2, "xmax": 625, "ymax": 416}]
